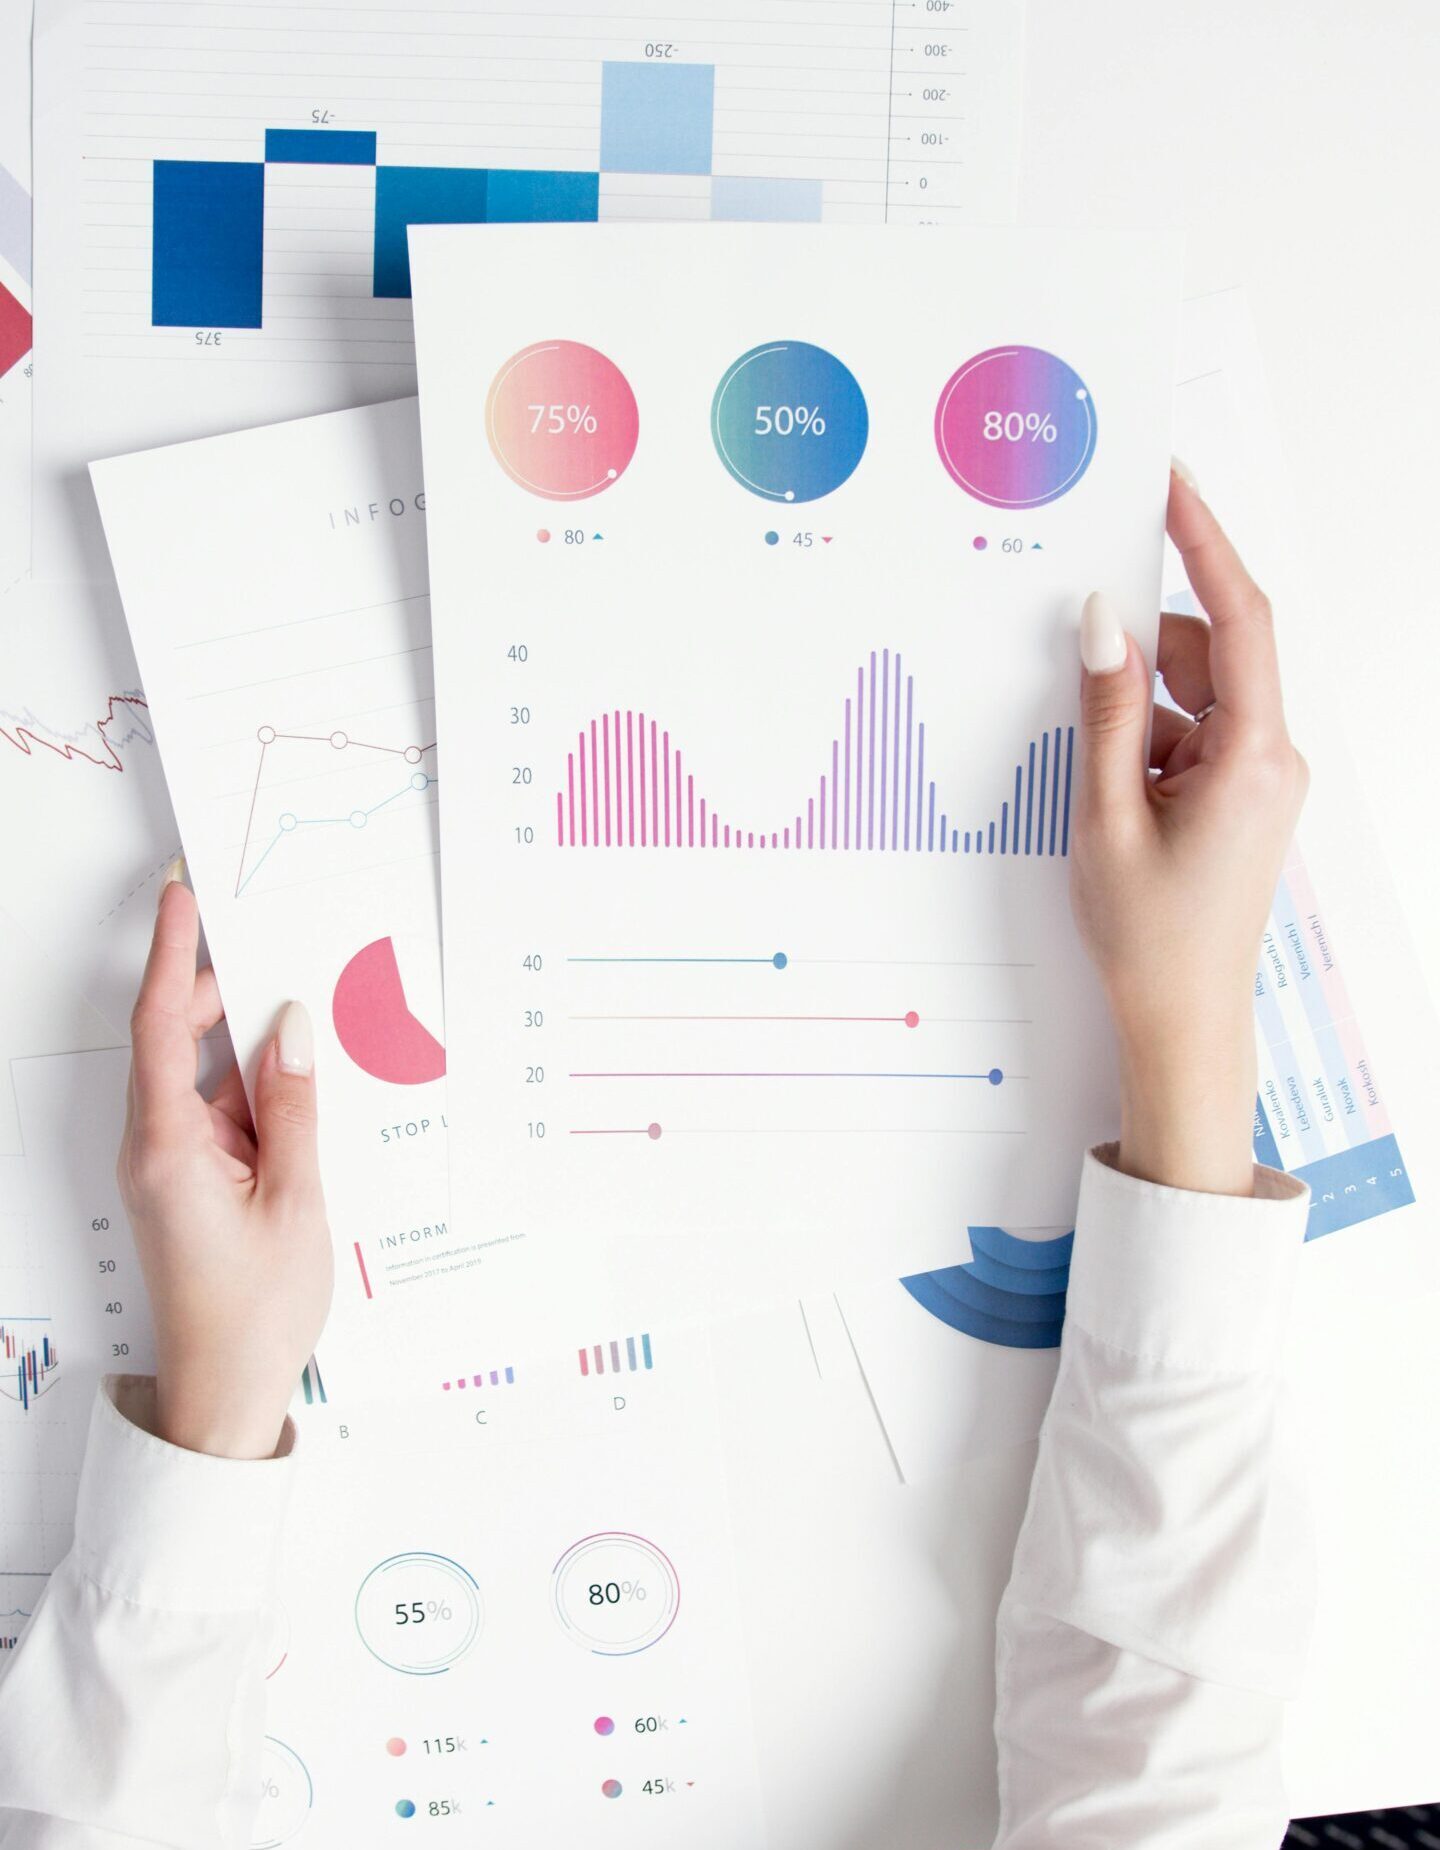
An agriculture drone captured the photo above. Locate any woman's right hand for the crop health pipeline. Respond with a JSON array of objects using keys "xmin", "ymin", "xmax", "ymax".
[
  {"xmin": 117, "ymin": 867, "xmax": 333, "ymax": 1459},
  {"xmin": 1070, "ymin": 468, "xmax": 1308, "ymax": 1197}
]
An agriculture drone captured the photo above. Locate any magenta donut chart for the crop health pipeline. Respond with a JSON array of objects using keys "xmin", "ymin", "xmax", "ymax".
[
  {"xmin": 934, "ymin": 347, "xmax": 1096, "ymax": 509},
  {"xmin": 485, "ymin": 340, "xmax": 639, "ymax": 499}
]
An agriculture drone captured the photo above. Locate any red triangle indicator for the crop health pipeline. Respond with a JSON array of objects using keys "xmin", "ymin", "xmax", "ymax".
[{"xmin": 821, "ymin": 536, "xmax": 833, "ymax": 544}]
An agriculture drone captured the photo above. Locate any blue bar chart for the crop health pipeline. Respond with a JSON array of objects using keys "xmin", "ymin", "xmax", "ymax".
[{"xmin": 149, "ymin": 59, "xmax": 829, "ymax": 327}]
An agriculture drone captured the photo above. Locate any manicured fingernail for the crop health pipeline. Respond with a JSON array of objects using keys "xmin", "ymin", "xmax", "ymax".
[
  {"xmin": 1080, "ymin": 592, "xmax": 1128, "ymax": 675},
  {"xmin": 277, "ymin": 1000, "xmax": 314, "ymax": 1076},
  {"xmin": 157, "ymin": 854, "xmax": 186, "ymax": 909},
  {"xmin": 1170, "ymin": 454, "xmax": 1200, "ymax": 492}
]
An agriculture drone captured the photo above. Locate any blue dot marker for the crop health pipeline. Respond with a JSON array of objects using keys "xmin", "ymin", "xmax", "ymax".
[
  {"xmin": 396, "ymin": 1799, "xmax": 416, "ymax": 1819},
  {"xmin": 764, "ymin": 530, "xmax": 780, "ymax": 546},
  {"xmin": 772, "ymin": 952, "xmax": 788, "ymax": 969},
  {"xmin": 988, "ymin": 1068, "xmax": 1004, "ymax": 1086}
]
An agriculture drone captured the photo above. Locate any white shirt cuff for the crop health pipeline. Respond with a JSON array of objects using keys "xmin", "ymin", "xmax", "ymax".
[
  {"xmin": 71, "ymin": 1376, "xmax": 297, "ymax": 1614},
  {"xmin": 1066, "ymin": 1145, "xmax": 1310, "ymax": 1374}
]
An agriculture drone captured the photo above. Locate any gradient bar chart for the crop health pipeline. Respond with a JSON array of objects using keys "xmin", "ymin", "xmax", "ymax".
[
  {"xmin": 578, "ymin": 1333, "xmax": 654, "ymax": 1376},
  {"xmin": 555, "ymin": 651, "xmax": 1072, "ymax": 857},
  {"xmin": 151, "ymin": 160, "xmax": 264, "ymax": 328}
]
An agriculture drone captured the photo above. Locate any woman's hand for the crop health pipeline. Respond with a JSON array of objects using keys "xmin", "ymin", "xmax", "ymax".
[
  {"xmin": 1072, "ymin": 468, "xmax": 1308, "ymax": 1197},
  {"xmin": 117, "ymin": 868, "xmax": 333, "ymax": 1458}
]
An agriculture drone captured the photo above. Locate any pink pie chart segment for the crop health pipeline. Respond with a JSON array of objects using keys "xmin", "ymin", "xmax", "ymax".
[{"xmin": 332, "ymin": 937, "xmax": 446, "ymax": 1085}]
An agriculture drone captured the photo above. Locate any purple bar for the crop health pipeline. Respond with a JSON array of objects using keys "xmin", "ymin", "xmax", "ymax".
[
  {"xmin": 1024, "ymin": 740, "xmax": 1035, "ymax": 854},
  {"xmin": 1001, "ymin": 801, "xmax": 1009, "ymax": 854},
  {"xmin": 639, "ymin": 711, "xmax": 647, "ymax": 845},
  {"xmin": 915, "ymin": 720, "xmax": 925, "ymax": 853},
  {"xmin": 808, "ymin": 796, "xmax": 814, "ymax": 846},
  {"xmin": 610, "ymin": 1339, "xmax": 621, "ymax": 1371},
  {"xmin": 594, "ymin": 1343, "xmax": 605, "ymax": 1375},
  {"xmin": 579, "ymin": 732, "xmax": 588, "ymax": 846},
  {"xmin": 663, "ymin": 731, "xmax": 671, "ymax": 845},
  {"xmin": 928, "ymin": 781, "xmax": 935, "ymax": 850},
  {"xmin": 651, "ymin": 720, "xmax": 660, "ymax": 846},
  {"xmin": 855, "ymin": 665, "xmax": 864, "ymax": 847},
  {"xmin": 867, "ymin": 652, "xmax": 877, "ymax": 849},
  {"xmin": 953, "ymin": 828, "xmax": 960, "ymax": 851},
  {"xmin": 988, "ymin": 820, "xmax": 995, "ymax": 852},
  {"xmin": 1038, "ymin": 730, "xmax": 1049, "ymax": 856},
  {"xmin": 489, "ymin": 1369, "xmax": 499, "ymax": 1385},
  {"xmin": 626, "ymin": 710, "xmax": 635, "ymax": 846},
  {"xmin": 879, "ymin": 649, "xmax": 890, "ymax": 850},
  {"xmin": 819, "ymin": 775, "xmax": 826, "ymax": 847},
  {"xmin": 844, "ymin": 698, "xmax": 852, "ymax": 850},
  {"xmin": 891, "ymin": 654, "xmax": 902, "ymax": 850},
  {"xmin": 1051, "ymin": 728, "xmax": 1066, "ymax": 858},
  {"xmin": 831, "ymin": 741, "xmax": 839, "ymax": 847},
  {"xmin": 940, "ymin": 810, "xmax": 947, "ymax": 851},
  {"xmin": 903, "ymin": 676, "xmax": 914, "ymax": 851},
  {"xmin": 602, "ymin": 713, "xmax": 611, "ymax": 845}
]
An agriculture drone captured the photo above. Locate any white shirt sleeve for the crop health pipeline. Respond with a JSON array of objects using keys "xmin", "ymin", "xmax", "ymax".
[
  {"xmin": 992, "ymin": 1145, "xmax": 1314, "ymax": 1849},
  {"xmin": 0, "ymin": 1375, "xmax": 295, "ymax": 1850}
]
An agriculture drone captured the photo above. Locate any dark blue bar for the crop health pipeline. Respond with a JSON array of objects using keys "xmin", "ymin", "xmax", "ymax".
[
  {"xmin": 265, "ymin": 128, "xmax": 377, "ymax": 165},
  {"xmin": 486, "ymin": 167, "xmax": 599, "ymax": 223},
  {"xmin": 152, "ymin": 161, "xmax": 264, "ymax": 328},
  {"xmin": 373, "ymin": 165, "xmax": 600, "ymax": 297},
  {"xmin": 374, "ymin": 166, "xmax": 488, "ymax": 297}
]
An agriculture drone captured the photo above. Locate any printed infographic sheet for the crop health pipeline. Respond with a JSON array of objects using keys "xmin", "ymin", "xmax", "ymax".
[
  {"xmin": 410, "ymin": 222, "xmax": 1177, "ymax": 1343},
  {"xmin": 33, "ymin": 0, "xmax": 1024, "ymax": 582}
]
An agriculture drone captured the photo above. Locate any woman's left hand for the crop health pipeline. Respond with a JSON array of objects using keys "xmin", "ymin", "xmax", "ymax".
[{"xmin": 117, "ymin": 867, "xmax": 333, "ymax": 1459}]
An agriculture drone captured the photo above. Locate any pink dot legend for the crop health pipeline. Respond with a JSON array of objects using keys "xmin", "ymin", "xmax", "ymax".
[
  {"xmin": 386, "ymin": 1737, "xmax": 407, "ymax": 1757},
  {"xmin": 972, "ymin": 535, "xmax": 988, "ymax": 551},
  {"xmin": 537, "ymin": 529, "xmax": 551, "ymax": 543},
  {"xmin": 593, "ymin": 1716, "xmax": 615, "ymax": 1736}
]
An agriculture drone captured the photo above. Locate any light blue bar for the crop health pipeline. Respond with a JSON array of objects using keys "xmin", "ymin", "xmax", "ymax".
[
  {"xmin": 711, "ymin": 175, "xmax": 822, "ymax": 222},
  {"xmin": 641, "ymin": 1332, "xmax": 653, "ymax": 1369},
  {"xmin": 600, "ymin": 61, "xmax": 714, "ymax": 175},
  {"xmin": 626, "ymin": 1335, "xmax": 637, "ymax": 1371}
]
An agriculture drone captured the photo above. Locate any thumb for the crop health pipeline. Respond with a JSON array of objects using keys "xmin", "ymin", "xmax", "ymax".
[
  {"xmin": 1078, "ymin": 592, "xmax": 1151, "ymax": 825},
  {"xmin": 253, "ymin": 1000, "xmax": 322, "ymax": 1200}
]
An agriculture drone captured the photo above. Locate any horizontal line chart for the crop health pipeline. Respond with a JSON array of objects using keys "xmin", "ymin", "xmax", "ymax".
[
  {"xmin": 555, "ymin": 650, "xmax": 1073, "ymax": 857},
  {"xmin": 234, "ymin": 721, "xmax": 437, "ymax": 897}
]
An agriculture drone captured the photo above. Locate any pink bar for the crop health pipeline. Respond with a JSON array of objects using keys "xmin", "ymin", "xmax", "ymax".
[
  {"xmin": 555, "ymin": 790, "xmax": 563, "ymax": 845},
  {"xmin": 567, "ymin": 752, "xmax": 575, "ymax": 846},
  {"xmin": 724, "ymin": 824, "xmax": 731, "ymax": 846},
  {"xmin": 748, "ymin": 832, "xmax": 754, "ymax": 847},
  {"xmin": 820, "ymin": 775, "xmax": 826, "ymax": 847},
  {"xmin": 602, "ymin": 712, "xmax": 611, "ymax": 846},
  {"xmin": 832, "ymin": 741, "xmax": 839, "ymax": 847},
  {"xmin": 712, "ymin": 813, "xmax": 718, "ymax": 847},
  {"xmin": 578, "ymin": 1348, "xmax": 589, "ymax": 1375},
  {"xmin": 784, "ymin": 827, "xmax": 790, "ymax": 847},
  {"xmin": 808, "ymin": 796, "xmax": 814, "ymax": 846},
  {"xmin": 626, "ymin": 710, "xmax": 635, "ymax": 846},
  {"xmin": 663, "ymin": 730, "xmax": 671, "ymax": 845},
  {"xmin": 844, "ymin": 697, "xmax": 851, "ymax": 849},
  {"xmin": 650, "ymin": 721, "xmax": 658, "ymax": 846},
  {"xmin": 594, "ymin": 1343, "xmax": 604, "ymax": 1375},
  {"xmin": 770, "ymin": 832, "xmax": 777, "ymax": 847},
  {"xmin": 700, "ymin": 796, "xmax": 706, "ymax": 846},
  {"xmin": 590, "ymin": 720, "xmax": 599, "ymax": 846},
  {"xmin": 688, "ymin": 773, "xmax": 694, "ymax": 846},
  {"xmin": 638, "ymin": 711, "xmax": 647, "ymax": 845},
  {"xmin": 675, "ymin": 749, "xmax": 683, "ymax": 848},
  {"xmin": 579, "ymin": 732, "xmax": 588, "ymax": 846}
]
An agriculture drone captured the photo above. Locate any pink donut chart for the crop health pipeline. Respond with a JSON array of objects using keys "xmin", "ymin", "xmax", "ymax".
[
  {"xmin": 934, "ymin": 347, "xmax": 1096, "ymax": 509},
  {"xmin": 484, "ymin": 340, "xmax": 639, "ymax": 500}
]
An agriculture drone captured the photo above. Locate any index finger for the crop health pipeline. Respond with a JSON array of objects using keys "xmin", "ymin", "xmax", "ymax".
[
  {"xmin": 129, "ymin": 869, "xmax": 202, "ymax": 1122},
  {"xmin": 1167, "ymin": 472, "xmax": 1284, "ymax": 727}
]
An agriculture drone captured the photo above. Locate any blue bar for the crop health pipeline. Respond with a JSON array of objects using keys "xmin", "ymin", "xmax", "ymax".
[
  {"xmin": 504, "ymin": 1365, "xmax": 514, "ymax": 1383},
  {"xmin": 374, "ymin": 166, "xmax": 488, "ymax": 297},
  {"xmin": 1295, "ymin": 1133, "xmax": 1415, "ymax": 1239},
  {"xmin": 600, "ymin": 61, "xmax": 715, "ymax": 175},
  {"xmin": 1060, "ymin": 726, "xmax": 1074, "ymax": 856},
  {"xmin": 711, "ymin": 175, "xmax": 822, "ymax": 222},
  {"xmin": 1024, "ymin": 742, "xmax": 1035, "ymax": 854},
  {"xmin": 152, "ymin": 161, "xmax": 264, "ymax": 328},
  {"xmin": 265, "ymin": 128, "xmax": 377, "ymax": 165},
  {"xmin": 486, "ymin": 167, "xmax": 599, "ymax": 223},
  {"xmin": 641, "ymin": 1332, "xmax": 653, "ymax": 1369},
  {"xmin": 626, "ymin": 1335, "xmax": 637, "ymax": 1371}
]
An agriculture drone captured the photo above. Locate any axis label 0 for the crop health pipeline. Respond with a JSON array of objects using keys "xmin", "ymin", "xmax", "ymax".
[{"xmin": 332, "ymin": 937, "xmax": 446, "ymax": 1085}]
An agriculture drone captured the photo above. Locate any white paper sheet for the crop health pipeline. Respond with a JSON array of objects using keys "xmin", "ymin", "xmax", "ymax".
[
  {"xmin": 32, "ymin": 0, "xmax": 1025, "ymax": 583},
  {"xmin": 0, "ymin": 0, "xmax": 32, "ymax": 595},
  {"xmin": 408, "ymin": 221, "xmax": 1177, "ymax": 1347}
]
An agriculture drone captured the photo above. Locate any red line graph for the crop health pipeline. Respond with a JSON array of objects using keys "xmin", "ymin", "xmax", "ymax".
[{"xmin": 0, "ymin": 693, "xmax": 152, "ymax": 774}]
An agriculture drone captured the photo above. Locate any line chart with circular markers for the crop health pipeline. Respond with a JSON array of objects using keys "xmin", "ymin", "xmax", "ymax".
[
  {"xmin": 354, "ymin": 1551, "xmax": 484, "ymax": 1674},
  {"xmin": 485, "ymin": 340, "xmax": 639, "ymax": 499},
  {"xmin": 934, "ymin": 346, "xmax": 1097, "ymax": 508},
  {"xmin": 551, "ymin": 1532, "xmax": 680, "ymax": 1656},
  {"xmin": 710, "ymin": 340, "xmax": 868, "ymax": 503}
]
